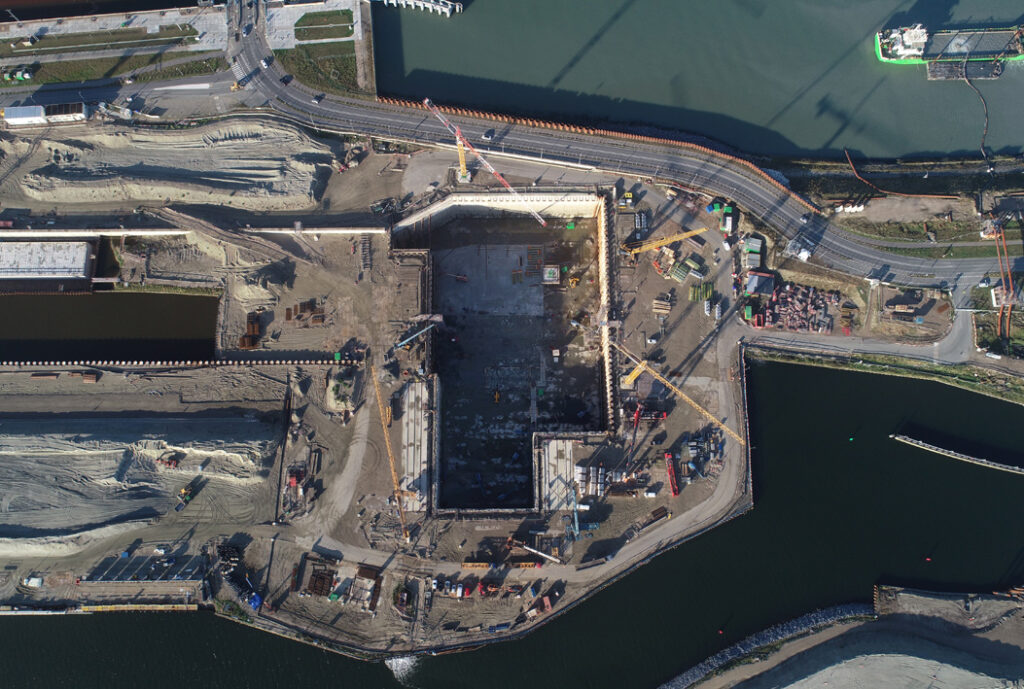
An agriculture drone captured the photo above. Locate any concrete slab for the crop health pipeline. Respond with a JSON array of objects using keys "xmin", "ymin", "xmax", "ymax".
[
  {"xmin": 265, "ymin": 0, "xmax": 360, "ymax": 50},
  {"xmin": 400, "ymin": 379, "xmax": 429, "ymax": 511},
  {"xmin": 540, "ymin": 437, "xmax": 574, "ymax": 512},
  {"xmin": 434, "ymin": 244, "xmax": 543, "ymax": 317},
  {"xmin": 0, "ymin": 241, "xmax": 91, "ymax": 279}
]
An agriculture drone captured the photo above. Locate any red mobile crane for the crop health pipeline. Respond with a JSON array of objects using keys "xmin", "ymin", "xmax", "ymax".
[
  {"xmin": 422, "ymin": 98, "xmax": 547, "ymax": 227},
  {"xmin": 994, "ymin": 223, "xmax": 1015, "ymax": 341}
]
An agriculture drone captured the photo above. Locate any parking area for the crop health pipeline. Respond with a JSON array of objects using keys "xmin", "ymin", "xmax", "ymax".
[{"xmin": 86, "ymin": 548, "xmax": 207, "ymax": 583}]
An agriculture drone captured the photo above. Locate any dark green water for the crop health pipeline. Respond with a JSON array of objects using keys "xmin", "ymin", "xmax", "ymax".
[
  {"xmin": 373, "ymin": 0, "xmax": 1024, "ymax": 158},
  {"xmin": 3, "ymin": 361, "xmax": 1024, "ymax": 688},
  {"xmin": 0, "ymin": 293, "xmax": 218, "ymax": 361}
]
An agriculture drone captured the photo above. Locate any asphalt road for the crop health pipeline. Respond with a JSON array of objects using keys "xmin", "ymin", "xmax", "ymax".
[{"xmin": 4, "ymin": 0, "xmax": 1020, "ymax": 307}]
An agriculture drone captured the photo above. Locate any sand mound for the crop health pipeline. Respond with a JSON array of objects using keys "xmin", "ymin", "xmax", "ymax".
[{"xmin": 0, "ymin": 121, "xmax": 338, "ymax": 211}]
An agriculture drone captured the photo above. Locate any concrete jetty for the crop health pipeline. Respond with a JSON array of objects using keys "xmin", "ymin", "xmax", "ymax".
[
  {"xmin": 375, "ymin": 0, "xmax": 462, "ymax": 17},
  {"xmin": 890, "ymin": 434, "xmax": 1024, "ymax": 476}
]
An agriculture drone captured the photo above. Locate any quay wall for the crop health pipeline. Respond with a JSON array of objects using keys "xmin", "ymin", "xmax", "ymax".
[{"xmin": 393, "ymin": 192, "xmax": 604, "ymax": 230}]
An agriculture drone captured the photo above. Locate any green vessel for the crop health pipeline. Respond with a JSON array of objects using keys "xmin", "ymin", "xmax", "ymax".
[{"xmin": 875, "ymin": 24, "xmax": 1024, "ymax": 64}]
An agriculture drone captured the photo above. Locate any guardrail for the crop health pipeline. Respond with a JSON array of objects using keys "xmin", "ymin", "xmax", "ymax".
[{"xmin": 4, "ymin": 359, "xmax": 351, "ymax": 368}]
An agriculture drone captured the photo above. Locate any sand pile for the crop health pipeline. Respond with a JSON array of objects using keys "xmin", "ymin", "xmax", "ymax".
[
  {"xmin": 0, "ymin": 416, "xmax": 279, "ymax": 537},
  {"xmin": 0, "ymin": 121, "xmax": 337, "ymax": 210}
]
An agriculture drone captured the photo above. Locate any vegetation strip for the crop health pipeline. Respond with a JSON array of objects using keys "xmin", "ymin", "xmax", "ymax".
[
  {"xmin": 0, "ymin": 52, "xmax": 224, "ymax": 87},
  {"xmin": 745, "ymin": 346, "xmax": 1024, "ymax": 406},
  {"xmin": 294, "ymin": 25, "xmax": 354, "ymax": 41}
]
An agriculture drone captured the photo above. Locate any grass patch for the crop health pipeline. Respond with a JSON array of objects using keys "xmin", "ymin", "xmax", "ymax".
[
  {"xmin": 974, "ymin": 311, "xmax": 1024, "ymax": 354},
  {"xmin": 133, "ymin": 55, "xmax": 227, "ymax": 83},
  {"xmin": 0, "ymin": 26, "xmax": 198, "ymax": 58},
  {"xmin": 214, "ymin": 598, "xmax": 252, "ymax": 623},
  {"xmin": 0, "ymin": 51, "xmax": 221, "ymax": 87},
  {"xmin": 836, "ymin": 219, "xmax": 998, "ymax": 243},
  {"xmin": 113, "ymin": 283, "xmax": 223, "ymax": 296},
  {"xmin": 273, "ymin": 42, "xmax": 362, "ymax": 95},
  {"xmin": 971, "ymin": 283, "xmax": 1024, "ymax": 355},
  {"xmin": 294, "ymin": 24, "xmax": 354, "ymax": 41},
  {"xmin": 878, "ymin": 243, "xmax": 1024, "ymax": 260},
  {"xmin": 295, "ymin": 9, "xmax": 353, "ymax": 27},
  {"xmin": 789, "ymin": 173, "xmax": 1024, "ymax": 201}
]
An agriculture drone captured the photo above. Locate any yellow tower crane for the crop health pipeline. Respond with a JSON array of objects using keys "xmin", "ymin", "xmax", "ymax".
[
  {"xmin": 456, "ymin": 137, "xmax": 469, "ymax": 182},
  {"xmin": 621, "ymin": 227, "xmax": 708, "ymax": 256},
  {"xmin": 611, "ymin": 341, "xmax": 745, "ymax": 446},
  {"xmin": 369, "ymin": 365, "xmax": 410, "ymax": 542}
]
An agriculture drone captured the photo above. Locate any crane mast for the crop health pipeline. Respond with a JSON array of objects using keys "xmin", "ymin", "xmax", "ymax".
[
  {"xmin": 369, "ymin": 365, "xmax": 410, "ymax": 543},
  {"xmin": 422, "ymin": 98, "xmax": 547, "ymax": 227}
]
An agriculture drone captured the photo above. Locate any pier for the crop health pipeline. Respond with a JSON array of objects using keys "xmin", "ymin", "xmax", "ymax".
[
  {"xmin": 890, "ymin": 434, "xmax": 1024, "ymax": 476},
  {"xmin": 376, "ymin": 0, "xmax": 462, "ymax": 17}
]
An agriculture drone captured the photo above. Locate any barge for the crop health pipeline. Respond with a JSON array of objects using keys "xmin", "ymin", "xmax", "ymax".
[{"xmin": 875, "ymin": 24, "xmax": 1023, "ymax": 64}]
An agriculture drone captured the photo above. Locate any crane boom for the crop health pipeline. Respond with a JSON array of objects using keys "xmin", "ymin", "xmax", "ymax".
[
  {"xmin": 621, "ymin": 227, "xmax": 708, "ymax": 255},
  {"xmin": 422, "ymin": 98, "xmax": 547, "ymax": 227},
  {"xmin": 611, "ymin": 341, "xmax": 745, "ymax": 446},
  {"xmin": 369, "ymin": 365, "xmax": 410, "ymax": 542},
  {"xmin": 622, "ymin": 365, "xmax": 644, "ymax": 387}
]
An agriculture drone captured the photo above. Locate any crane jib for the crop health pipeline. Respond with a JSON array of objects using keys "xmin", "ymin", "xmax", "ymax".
[{"xmin": 423, "ymin": 98, "xmax": 547, "ymax": 227}]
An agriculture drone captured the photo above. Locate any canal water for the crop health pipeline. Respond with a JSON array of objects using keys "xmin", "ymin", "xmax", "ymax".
[
  {"xmin": 373, "ymin": 0, "xmax": 1024, "ymax": 159},
  {"xmin": 0, "ymin": 293, "xmax": 218, "ymax": 361},
  {"xmin": 3, "ymin": 360, "xmax": 1024, "ymax": 688}
]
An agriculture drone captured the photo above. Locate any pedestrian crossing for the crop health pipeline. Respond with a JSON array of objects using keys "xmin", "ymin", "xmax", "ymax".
[{"xmin": 231, "ymin": 62, "xmax": 246, "ymax": 80}]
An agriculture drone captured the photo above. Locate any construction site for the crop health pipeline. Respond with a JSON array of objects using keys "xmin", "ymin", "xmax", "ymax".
[{"xmin": 0, "ymin": 111, "xmax": 764, "ymax": 656}]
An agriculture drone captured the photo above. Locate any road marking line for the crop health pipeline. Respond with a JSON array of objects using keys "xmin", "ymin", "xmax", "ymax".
[{"xmin": 152, "ymin": 83, "xmax": 212, "ymax": 91}]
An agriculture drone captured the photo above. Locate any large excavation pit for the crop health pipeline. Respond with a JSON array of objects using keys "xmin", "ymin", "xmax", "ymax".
[{"xmin": 394, "ymin": 193, "xmax": 616, "ymax": 512}]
